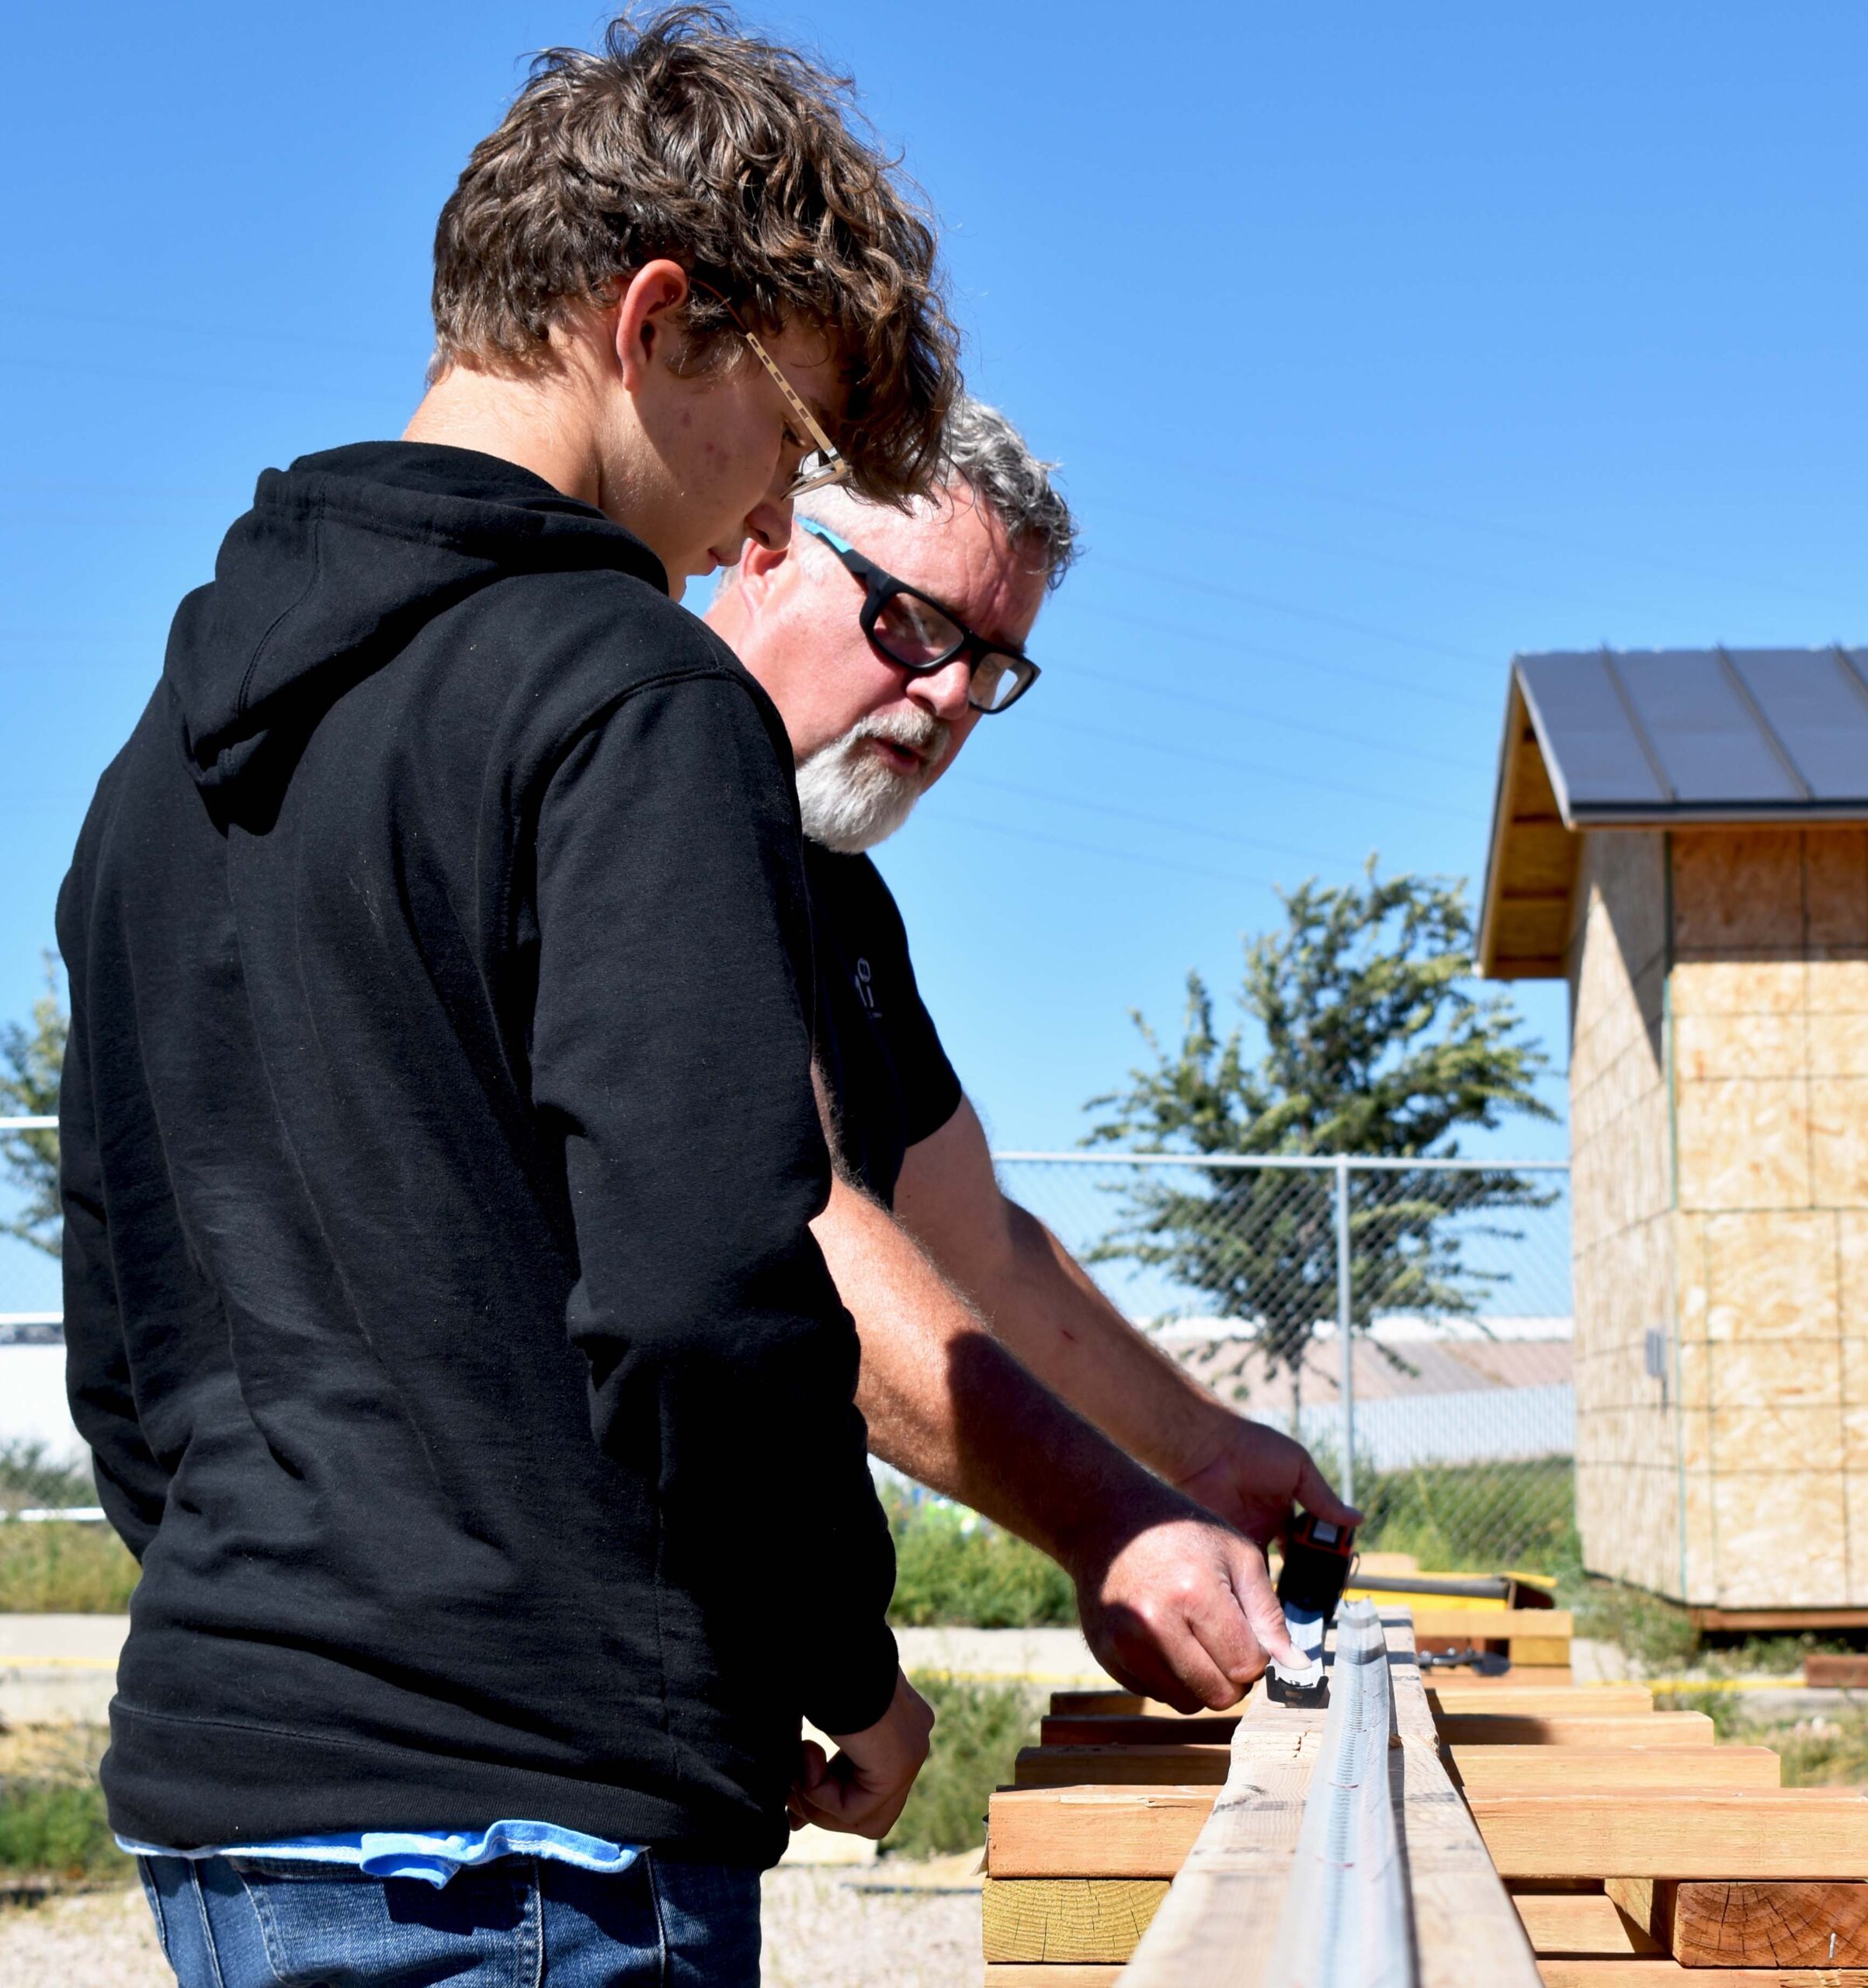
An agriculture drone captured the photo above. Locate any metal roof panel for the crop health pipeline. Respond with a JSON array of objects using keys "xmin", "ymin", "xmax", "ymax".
[
  {"xmin": 1727, "ymin": 648, "xmax": 1868, "ymax": 804},
  {"xmin": 1515, "ymin": 652, "xmax": 1668, "ymax": 816},
  {"xmin": 1615, "ymin": 650, "xmax": 1801, "ymax": 805}
]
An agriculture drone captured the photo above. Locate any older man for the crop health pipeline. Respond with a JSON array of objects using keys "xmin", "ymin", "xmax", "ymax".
[{"xmin": 707, "ymin": 402, "xmax": 1357, "ymax": 1768}]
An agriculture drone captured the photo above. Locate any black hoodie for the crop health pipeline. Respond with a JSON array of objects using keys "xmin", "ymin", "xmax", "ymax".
[{"xmin": 56, "ymin": 442, "xmax": 896, "ymax": 1867}]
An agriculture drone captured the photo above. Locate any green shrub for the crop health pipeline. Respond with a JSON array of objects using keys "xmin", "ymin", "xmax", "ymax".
[
  {"xmin": 1570, "ymin": 1579, "xmax": 1700, "ymax": 1673},
  {"xmin": 1776, "ymin": 1710, "xmax": 1868, "ymax": 1788},
  {"xmin": 0, "ymin": 1778, "xmax": 123, "ymax": 1879},
  {"xmin": 0, "ymin": 1519, "xmax": 138, "ymax": 1612},
  {"xmin": 881, "ymin": 1671, "xmax": 1040, "ymax": 1859},
  {"xmin": 0, "ymin": 1438, "xmax": 95, "ymax": 1516},
  {"xmin": 1352, "ymin": 1456, "xmax": 1575, "ymax": 1574},
  {"xmin": 885, "ymin": 1491, "xmax": 1073, "ymax": 1629}
]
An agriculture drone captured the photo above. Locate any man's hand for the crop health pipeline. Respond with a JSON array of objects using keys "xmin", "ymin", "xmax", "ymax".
[
  {"xmin": 1069, "ymin": 1500, "xmax": 1307, "ymax": 1713},
  {"xmin": 788, "ymin": 1669, "xmax": 935, "ymax": 1839},
  {"xmin": 1171, "ymin": 1413, "xmax": 1362, "ymax": 1552}
]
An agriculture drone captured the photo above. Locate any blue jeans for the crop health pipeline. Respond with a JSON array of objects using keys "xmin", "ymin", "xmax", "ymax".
[{"xmin": 137, "ymin": 1851, "xmax": 761, "ymax": 1986}]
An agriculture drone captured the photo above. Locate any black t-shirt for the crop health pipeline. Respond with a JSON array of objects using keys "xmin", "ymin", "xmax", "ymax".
[{"xmin": 806, "ymin": 844, "xmax": 964, "ymax": 1206}]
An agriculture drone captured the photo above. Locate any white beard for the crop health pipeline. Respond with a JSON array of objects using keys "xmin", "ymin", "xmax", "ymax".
[{"xmin": 796, "ymin": 710, "xmax": 951, "ymax": 853}]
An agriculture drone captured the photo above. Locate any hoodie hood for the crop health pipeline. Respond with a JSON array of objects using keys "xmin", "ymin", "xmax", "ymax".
[{"xmin": 166, "ymin": 443, "xmax": 668, "ymax": 794}]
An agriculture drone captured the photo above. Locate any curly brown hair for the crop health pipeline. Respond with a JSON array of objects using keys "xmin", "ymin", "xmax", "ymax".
[{"xmin": 431, "ymin": 6, "xmax": 959, "ymax": 505}]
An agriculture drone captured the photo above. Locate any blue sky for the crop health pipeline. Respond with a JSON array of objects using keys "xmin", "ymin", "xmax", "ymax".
[{"xmin": 5, "ymin": 4, "xmax": 1866, "ymax": 1309}]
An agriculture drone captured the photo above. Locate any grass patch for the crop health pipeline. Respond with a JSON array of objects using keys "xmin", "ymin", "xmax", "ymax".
[
  {"xmin": 881, "ymin": 1671, "xmax": 1040, "ymax": 1859},
  {"xmin": 1570, "ymin": 1578, "xmax": 1700, "ymax": 1673},
  {"xmin": 1352, "ymin": 1456, "xmax": 1575, "ymax": 1574},
  {"xmin": 885, "ymin": 1489, "xmax": 1073, "ymax": 1630},
  {"xmin": 0, "ymin": 1520, "xmax": 138, "ymax": 1612},
  {"xmin": 0, "ymin": 1729, "xmax": 123, "ymax": 1883},
  {"xmin": 0, "ymin": 1779, "xmax": 121, "ymax": 1880}
]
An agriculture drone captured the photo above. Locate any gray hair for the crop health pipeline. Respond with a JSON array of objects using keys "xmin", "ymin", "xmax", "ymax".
[{"xmin": 936, "ymin": 395, "xmax": 1078, "ymax": 593}]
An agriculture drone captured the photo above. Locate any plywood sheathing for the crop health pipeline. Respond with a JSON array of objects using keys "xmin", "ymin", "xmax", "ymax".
[
  {"xmin": 1669, "ymin": 827, "xmax": 1868, "ymax": 1607},
  {"xmin": 1568, "ymin": 825, "xmax": 1868, "ymax": 1606},
  {"xmin": 1568, "ymin": 829, "xmax": 1683, "ymax": 1597}
]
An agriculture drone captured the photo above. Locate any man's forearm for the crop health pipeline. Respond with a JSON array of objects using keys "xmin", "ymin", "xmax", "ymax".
[
  {"xmin": 811, "ymin": 1166, "xmax": 1305, "ymax": 1708},
  {"xmin": 811, "ymin": 1173, "xmax": 1176, "ymax": 1566},
  {"xmin": 979, "ymin": 1199, "xmax": 1232, "ymax": 1485}
]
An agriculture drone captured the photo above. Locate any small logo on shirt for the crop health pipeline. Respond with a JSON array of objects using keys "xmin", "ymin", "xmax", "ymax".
[{"xmin": 854, "ymin": 958, "xmax": 880, "ymax": 1019}]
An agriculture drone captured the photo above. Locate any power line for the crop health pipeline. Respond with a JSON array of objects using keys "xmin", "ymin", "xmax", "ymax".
[
  {"xmin": 1064, "ymin": 436, "xmax": 1825, "ymax": 606},
  {"xmin": 928, "ymin": 807, "xmax": 1284, "ymax": 891},
  {"xmin": 1054, "ymin": 661, "xmax": 1477, "ymax": 771},
  {"xmin": 960, "ymin": 775, "xmax": 1358, "ymax": 867},
  {"xmin": 0, "ymin": 350, "xmax": 415, "ymax": 407},
  {"xmin": 1090, "ymin": 494, "xmax": 1639, "ymax": 620},
  {"xmin": 0, "ymin": 301, "xmax": 416, "ymax": 367},
  {"xmin": 1023, "ymin": 713, "xmax": 1477, "ymax": 822},
  {"xmin": 1091, "ymin": 554, "xmax": 1495, "ymax": 666},
  {"xmin": 1078, "ymin": 605, "xmax": 1497, "ymax": 714}
]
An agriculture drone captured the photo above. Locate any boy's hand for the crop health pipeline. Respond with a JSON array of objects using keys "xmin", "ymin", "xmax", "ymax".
[{"xmin": 787, "ymin": 1669, "xmax": 934, "ymax": 1839}]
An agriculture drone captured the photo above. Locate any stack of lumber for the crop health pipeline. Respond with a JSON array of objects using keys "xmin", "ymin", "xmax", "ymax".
[{"xmin": 981, "ymin": 1605, "xmax": 1868, "ymax": 1986}]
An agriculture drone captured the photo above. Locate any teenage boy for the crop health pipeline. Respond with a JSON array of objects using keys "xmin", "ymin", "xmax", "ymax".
[{"xmin": 58, "ymin": 12, "xmax": 957, "ymax": 1983}]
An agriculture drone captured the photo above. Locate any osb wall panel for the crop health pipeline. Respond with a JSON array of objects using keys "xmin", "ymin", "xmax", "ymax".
[
  {"xmin": 1566, "ymin": 830, "xmax": 1678, "ymax": 1594},
  {"xmin": 1669, "ymin": 827, "xmax": 1868, "ymax": 1607}
]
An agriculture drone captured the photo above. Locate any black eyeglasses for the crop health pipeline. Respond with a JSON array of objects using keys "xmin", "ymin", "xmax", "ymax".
[{"xmin": 799, "ymin": 517, "xmax": 1041, "ymax": 715}]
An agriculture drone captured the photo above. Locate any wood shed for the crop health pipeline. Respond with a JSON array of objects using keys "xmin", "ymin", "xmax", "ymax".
[{"xmin": 1477, "ymin": 647, "xmax": 1868, "ymax": 1625}]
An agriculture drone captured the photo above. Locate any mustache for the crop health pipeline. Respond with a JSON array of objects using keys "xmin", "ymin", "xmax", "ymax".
[{"xmin": 845, "ymin": 707, "xmax": 952, "ymax": 773}]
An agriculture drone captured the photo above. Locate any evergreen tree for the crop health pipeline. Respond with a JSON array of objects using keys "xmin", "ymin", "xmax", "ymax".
[
  {"xmin": 1, "ymin": 954, "xmax": 66, "ymax": 1258},
  {"xmin": 1086, "ymin": 864, "xmax": 1554, "ymax": 1413}
]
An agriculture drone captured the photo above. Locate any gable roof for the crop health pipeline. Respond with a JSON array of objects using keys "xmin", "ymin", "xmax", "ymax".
[{"xmin": 1478, "ymin": 646, "xmax": 1868, "ymax": 978}]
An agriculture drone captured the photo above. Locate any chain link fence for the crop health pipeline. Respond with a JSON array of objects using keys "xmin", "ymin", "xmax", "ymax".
[
  {"xmin": 994, "ymin": 1152, "xmax": 1575, "ymax": 1576},
  {"xmin": 2, "ymin": 1117, "xmax": 1578, "ymax": 1571},
  {"xmin": 0, "ymin": 1115, "xmax": 61, "ymax": 1342}
]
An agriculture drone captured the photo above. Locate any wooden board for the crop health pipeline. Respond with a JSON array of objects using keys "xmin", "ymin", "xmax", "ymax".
[
  {"xmin": 1073, "ymin": 1670, "xmax": 1328, "ymax": 1977},
  {"xmin": 1606, "ymin": 1878, "xmax": 1868, "ymax": 1967},
  {"xmin": 1012, "ymin": 1738, "xmax": 1760, "ymax": 1792},
  {"xmin": 1413, "ymin": 1608, "xmax": 1575, "ymax": 1640},
  {"xmin": 1047, "ymin": 1690, "xmax": 1150, "ymax": 1715},
  {"xmin": 1447, "ymin": 1663, "xmax": 1577, "ymax": 1683},
  {"xmin": 1536, "ymin": 1965, "xmax": 1868, "ymax": 1986},
  {"xmin": 1473, "ymin": 1788, "xmax": 1868, "ymax": 1879},
  {"xmin": 1512, "ymin": 1892, "xmax": 1662, "ymax": 1958},
  {"xmin": 997, "ymin": 1779, "xmax": 1868, "ymax": 1882},
  {"xmin": 1015, "ymin": 1743, "xmax": 1231, "ymax": 1788},
  {"xmin": 982, "ymin": 1969, "xmax": 1122, "ymax": 1986},
  {"xmin": 980, "ymin": 1877, "xmax": 1167, "ymax": 1963},
  {"xmin": 1505, "ymin": 1640, "xmax": 1575, "ymax": 1667},
  {"xmin": 1383, "ymin": 1612, "xmax": 1548, "ymax": 1988},
  {"xmin": 1113, "ymin": 1607, "xmax": 1540, "ymax": 1988},
  {"xmin": 986, "ymin": 1785, "xmax": 1214, "ymax": 1879},
  {"xmin": 1040, "ymin": 1684, "xmax": 1646, "ymax": 1748},
  {"xmin": 1689, "ymin": 1605, "xmax": 1868, "ymax": 1632},
  {"xmin": 1451, "ymin": 1745, "xmax": 1781, "ymax": 1792},
  {"xmin": 1040, "ymin": 1713, "xmax": 1240, "ymax": 1748},
  {"xmin": 1429, "ymin": 1684, "xmax": 1649, "ymax": 1714},
  {"xmin": 1436, "ymin": 1712, "xmax": 1715, "ymax": 1749},
  {"xmin": 1806, "ymin": 1655, "xmax": 1868, "ymax": 1688}
]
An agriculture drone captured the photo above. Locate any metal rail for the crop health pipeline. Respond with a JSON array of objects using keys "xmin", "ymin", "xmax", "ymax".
[{"xmin": 1266, "ymin": 1599, "xmax": 1415, "ymax": 1987}]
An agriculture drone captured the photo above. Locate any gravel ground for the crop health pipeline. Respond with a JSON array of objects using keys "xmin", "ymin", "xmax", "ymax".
[
  {"xmin": 0, "ymin": 1866, "xmax": 982, "ymax": 1988},
  {"xmin": 0, "ymin": 1885, "xmax": 168, "ymax": 1988}
]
